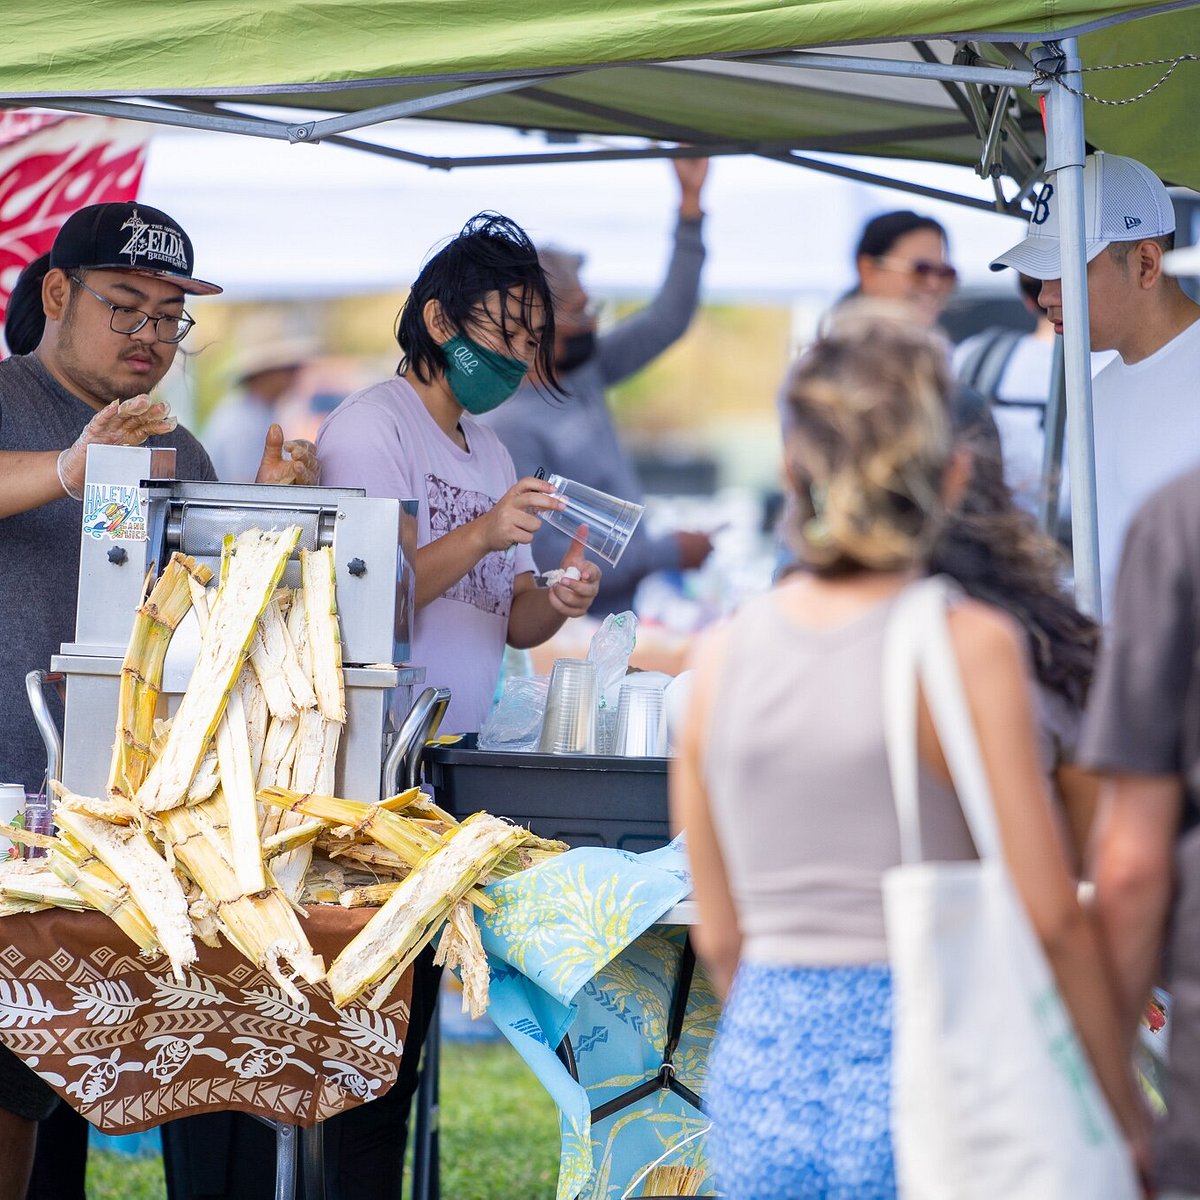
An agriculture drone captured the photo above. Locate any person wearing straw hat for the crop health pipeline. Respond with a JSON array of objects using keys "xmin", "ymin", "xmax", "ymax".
[
  {"xmin": 989, "ymin": 151, "xmax": 1200, "ymax": 612},
  {"xmin": 204, "ymin": 336, "xmax": 315, "ymax": 482}
]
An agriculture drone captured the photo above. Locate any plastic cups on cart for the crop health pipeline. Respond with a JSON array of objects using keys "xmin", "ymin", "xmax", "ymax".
[
  {"xmin": 611, "ymin": 682, "xmax": 666, "ymax": 757},
  {"xmin": 542, "ymin": 474, "xmax": 644, "ymax": 566},
  {"xmin": 538, "ymin": 659, "xmax": 600, "ymax": 754}
]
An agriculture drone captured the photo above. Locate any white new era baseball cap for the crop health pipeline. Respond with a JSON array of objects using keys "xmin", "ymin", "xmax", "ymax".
[{"xmin": 990, "ymin": 151, "xmax": 1174, "ymax": 279}]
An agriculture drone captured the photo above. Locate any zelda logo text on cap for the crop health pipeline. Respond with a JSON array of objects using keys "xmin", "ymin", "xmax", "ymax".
[
  {"xmin": 119, "ymin": 210, "xmax": 188, "ymax": 272},
  {"xmin": 1124, "ymin": 215, "xmax": 1143, "ymax": 230},
  {"xmin": 1031, "ymin": 183, "xmax": 1054, "ymax": 226}
]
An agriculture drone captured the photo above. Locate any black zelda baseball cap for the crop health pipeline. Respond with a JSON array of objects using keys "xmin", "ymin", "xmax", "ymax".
[{"xmin": 49, "ymin": 201, "xmax": 222, "ymax": 296}]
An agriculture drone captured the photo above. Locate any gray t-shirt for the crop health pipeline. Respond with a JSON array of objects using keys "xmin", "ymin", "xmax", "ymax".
[
  {"xmin": 0, "ymin": 354, "xmax": 216, "ymax": 792},
  {"xmin": 1080, "ymin": 462, "xmax": 1200, "ymax": 1190}
]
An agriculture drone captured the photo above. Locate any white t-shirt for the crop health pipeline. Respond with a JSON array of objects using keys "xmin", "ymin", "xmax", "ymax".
[
  {"xmin": 1093, "ymin": 316, "xmax": 1200, "ymax": 614},
  {"xmin": 316, "ymin": 376, "xmax": 535, "ymax": 733}
]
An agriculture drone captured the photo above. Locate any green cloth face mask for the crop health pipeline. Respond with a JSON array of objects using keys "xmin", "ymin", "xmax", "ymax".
[{"xmin": 442, "ymin": 333, "xmax": 529, "ymax": 414}]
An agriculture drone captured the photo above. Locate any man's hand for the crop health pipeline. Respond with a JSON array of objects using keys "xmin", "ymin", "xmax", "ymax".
[
  {"xmin": 254, "ymin": 424, "xmax": 319, "ymax": 486},
  {"xmin": 674, "ymin": 529, "xmax": 714, "ymax": 571},
  {"xmin": 673, "ymin": 156, "xmax": 709, "ymax": 219},
  {"xmin": 57, "ymin": 394, "xmax": 178, "ymax": 499},
  {"xmin": 477, "ymin": 477, "xmax": 564, "ymax": 554},
  {"xmin": 547, "ymin": 529, "xmax": 601, "ymax": 619}
]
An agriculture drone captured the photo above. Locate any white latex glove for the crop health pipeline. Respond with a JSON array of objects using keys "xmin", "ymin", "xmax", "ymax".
[{"xmin": 56, "ymin": 395, "xmax": 178, "ymax": 499}]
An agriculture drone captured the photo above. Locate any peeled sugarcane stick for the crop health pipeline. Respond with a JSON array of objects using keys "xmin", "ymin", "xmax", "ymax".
[
  {"xmin": 137, "ymin": 526, "xmax": 301, "ymax": 814},
  {"xmin": 320, "ymin": 839, "xmax": 411, "ymax": 880},
  {"xmin": 273, "ymin": 712, "xmax": 342, "ymax": 901},
  {"xmin": 269, "ymin": 571, "xmax": 343, "ymax": 900},
  {"xmin": 215, "ymin": 684, "xmax": 266, "ymax": 894},
  {"xmin": 301, "ymin": 548, "xmax": 345, "ymax": 724},
  {"xmin": 262, "ymin": 819, "xmax": 325, "ymax": 859},
  {"xmin": 53, "ymin": 795, "xmax": 196, "ymax": 980},
  {"xmin": 108, "ymin": 554, "xmax": 213, "ymax": 801},
  {"xmin": 432, "ymin": 900, "xmax": 490, "ymax": 1018},
  {"xmin": 152, "ymin": 793, "xmax": 324, "ymax": 1002},
  {"xmin": 326, "ymin": 813, "xmax": 527, "ymax": 1008},
  {"xmin": 0, "ymin": 860, "xmax": 89, "ymax": 913},
  {"xmin": 48, "ymin": 851, "xmax": 160, "ymax": 954},
  {"xmin": 250, "ymin": 594, "xmax": 316, "ymax": 720},
  {"xmin": 338, "ymin": 882, "xmax": 402, "ymax": 908}
]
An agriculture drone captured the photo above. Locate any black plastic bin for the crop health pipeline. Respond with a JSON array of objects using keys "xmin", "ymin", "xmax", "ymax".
[{"xmin": 424, "ymin": 735, "xmax": 670, "ymax": 854}]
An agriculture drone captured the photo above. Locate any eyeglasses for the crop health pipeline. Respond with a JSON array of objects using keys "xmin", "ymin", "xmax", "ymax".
[
  {"xmin": 872, "ymin": 257, "xmax": 959, "ymax": 284},
  {"xmin": 69, "ymin": 276, "xmax": 195, "ymax": 344}
]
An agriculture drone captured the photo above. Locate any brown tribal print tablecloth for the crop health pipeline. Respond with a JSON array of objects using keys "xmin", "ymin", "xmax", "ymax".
[{"xmin": 0, "ymin": 906, "xmax": 411, "ymax": 1132}]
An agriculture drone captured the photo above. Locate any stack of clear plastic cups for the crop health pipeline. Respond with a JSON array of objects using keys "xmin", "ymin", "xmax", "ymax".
[
  {"xmin": 611, "ymin": 682, "xmax": 666, "ymax": 757},
  {"xmin": 538, "ymin": 659, "xmax": 599, "ymax": 754}
]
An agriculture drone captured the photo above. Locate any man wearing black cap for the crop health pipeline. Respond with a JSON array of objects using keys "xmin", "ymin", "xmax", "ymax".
[{"xmin": 0, "ymin": 201, "xmax": 317, "ymax": 1200}]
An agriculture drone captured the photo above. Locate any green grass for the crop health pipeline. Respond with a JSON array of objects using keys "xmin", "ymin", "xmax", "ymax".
[{"xmin": 87, "ymin": 1038, "xmax": 561, "ymax": 1200}]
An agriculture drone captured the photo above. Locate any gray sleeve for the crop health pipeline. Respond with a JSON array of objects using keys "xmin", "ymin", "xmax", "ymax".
[
  {"xmin": 598, "ymin": 524, "xmax": 682, "ymax": 596},
  {"xmin": 595, "ymin": 216, "xmax": 705, "ymax": 386},
  {"xmin": 1080, "ymin": 486, "xmax": 1195, "ymax": 776},
  {"xmin": 480, "ymin": 395, "xmax": 555, "ymax": 481}
]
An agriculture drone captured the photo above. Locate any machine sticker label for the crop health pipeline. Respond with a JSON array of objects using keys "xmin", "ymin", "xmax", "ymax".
[{"xmin": 82, "ymin": 482, "xmax": 148, "ymax": 542}]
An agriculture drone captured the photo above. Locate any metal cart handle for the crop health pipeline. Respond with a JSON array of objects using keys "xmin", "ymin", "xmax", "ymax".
[
  {"xmin": 381, "ymin": 686, "xmax": 451, "ymax": 796},
  {"xmin": 25, "ymin": 670, "xmax": 64, "ymax": 789}
]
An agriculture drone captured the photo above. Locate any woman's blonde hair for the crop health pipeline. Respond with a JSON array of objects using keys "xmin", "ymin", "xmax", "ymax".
[{"xmin": 782, "ymin": 301, "xmax": 953, "ymax": 576}]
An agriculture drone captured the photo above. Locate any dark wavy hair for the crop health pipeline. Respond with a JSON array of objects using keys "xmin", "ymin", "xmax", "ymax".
[
  {"xmin": 4, "ymin": 252, "xmax": 50, "ymax": 355},
  {"xmin": 929, "ymin": 443, "xmax": 1097, "ymax": 707},
  {"xmin": 395, "ymin": 211, "xmax": 559, "ymax": 390}
]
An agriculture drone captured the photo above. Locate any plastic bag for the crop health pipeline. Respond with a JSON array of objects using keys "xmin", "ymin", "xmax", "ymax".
[
  {"xmin": 478, "ymin": 675, "xmax": 549, "ymax": 752},
  {"xmin": 587, "ymin": 610, "xmax": 639, "ymax": 710}
]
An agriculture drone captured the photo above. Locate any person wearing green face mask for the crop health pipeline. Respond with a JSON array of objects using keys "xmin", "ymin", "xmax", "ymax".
[{"xmin": 311, "ymin": 212, "xmax": 602, "ymax": 1198}]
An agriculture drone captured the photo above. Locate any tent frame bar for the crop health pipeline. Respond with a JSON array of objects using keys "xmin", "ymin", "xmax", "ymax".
[
  {"xmin": 731, "ymin": 49, "xmax": 1036, "ymax": 88},
  {"xmin": 1038, "ymin": 38, "xmax": 1102, "ymax": 617}
]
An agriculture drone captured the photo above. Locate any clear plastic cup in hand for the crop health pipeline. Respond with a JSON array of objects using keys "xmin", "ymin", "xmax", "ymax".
[
  {"xmin": 538, "ymin": 658, "xmax": 599, "ymax": 755},
  {"xmin": 611, "ymin": 681, "xmax": 666, "ymax": 757},
  {"xmin": 541, "ymin": 474, "xmax": 644, "ymax": 567}
]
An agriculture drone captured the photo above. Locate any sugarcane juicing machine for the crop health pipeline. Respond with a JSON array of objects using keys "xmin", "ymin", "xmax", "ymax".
[{"xmin": 49, "ymin": 444, "xmax": 424, "ymax": 803}]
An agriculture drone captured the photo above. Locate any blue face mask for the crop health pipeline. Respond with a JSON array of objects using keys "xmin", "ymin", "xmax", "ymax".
[{"xmin": 442, "ymin": 333, "xmax": 529, "ymax": 415}]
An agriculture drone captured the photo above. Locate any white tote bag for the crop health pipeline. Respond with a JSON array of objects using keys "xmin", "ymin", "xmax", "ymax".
[{"xmin": 881, "ymin": 577, "xmax": 1138, "ymax": 1200}]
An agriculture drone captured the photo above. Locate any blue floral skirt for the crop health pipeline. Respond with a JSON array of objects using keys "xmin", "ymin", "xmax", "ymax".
[{"xmin": 707, "ymin": 961, "xmax": 896, "ymax": 1200}]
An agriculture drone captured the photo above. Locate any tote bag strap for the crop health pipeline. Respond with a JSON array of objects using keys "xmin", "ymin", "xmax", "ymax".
[{"xmin": 882, "ymin": 576, "xmax": 1004, "ymax": 864}]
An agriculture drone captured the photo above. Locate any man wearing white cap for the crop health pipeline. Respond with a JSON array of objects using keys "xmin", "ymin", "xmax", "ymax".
[
  {"xmin": 991, "ymin": 150, "xmax": 1200, "ymax": 612},
  {"xmin": 204, "ymin": 338, "xmax": 314, "ymax": 482}
]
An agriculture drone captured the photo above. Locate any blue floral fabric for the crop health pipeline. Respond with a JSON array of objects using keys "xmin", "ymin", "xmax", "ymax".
[
  {"xmin": 478, "ymin": 837, "xmax": 715, "ymax": 1200},
  {"xmin": 707, "ymin": 961, "xmax": 896, "ymax": 1200}
]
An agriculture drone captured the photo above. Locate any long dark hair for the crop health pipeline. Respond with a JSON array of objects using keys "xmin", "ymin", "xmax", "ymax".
[
  {"xmin": 396, "ymin": 211, "xmax": 559, "ymax": 390},
  {"xmin": 4, "ymin": 252, "xmax": 50, "ymax": 355},
  {"xmin": 929, "ymin": 443, "xmax": 1097, "ymax": 707}
]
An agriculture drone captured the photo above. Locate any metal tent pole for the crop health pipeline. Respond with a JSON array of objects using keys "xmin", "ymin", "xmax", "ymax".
[{"xmin": 1037, "ymin": 38, "xmax": 1102, "ymax": 618}]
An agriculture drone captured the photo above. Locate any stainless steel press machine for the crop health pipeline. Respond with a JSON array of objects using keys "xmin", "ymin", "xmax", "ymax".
[{"xmin": 49, "ymin": 444, "xmax": 423, "ymax": 803}]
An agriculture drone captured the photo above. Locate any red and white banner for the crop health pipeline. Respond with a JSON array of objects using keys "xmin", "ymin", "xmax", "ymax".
[{"xmin": 0, "ymin": 113, "xmax": 150, "ymax": 335}]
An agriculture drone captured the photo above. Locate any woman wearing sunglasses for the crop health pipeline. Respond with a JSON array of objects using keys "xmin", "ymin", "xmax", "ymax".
[{"xmin": 853, "ymin": 210, "xmax": 959, "ymax": 326}]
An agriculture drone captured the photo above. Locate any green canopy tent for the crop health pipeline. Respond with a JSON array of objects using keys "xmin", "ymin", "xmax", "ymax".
[{"xmin": 6, "ymin": 0, "xmax": 1200, "ymax": 614}]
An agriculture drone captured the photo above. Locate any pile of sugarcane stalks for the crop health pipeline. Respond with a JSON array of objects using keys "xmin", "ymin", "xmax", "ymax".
[{"xmin": 0, "ymin": 527, "xmax": 562, "ymax": 1014}]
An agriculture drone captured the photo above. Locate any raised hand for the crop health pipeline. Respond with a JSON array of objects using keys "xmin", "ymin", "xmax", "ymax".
[
  {"xmin": 547, "ymin": 524, "xmax": 601, "ymax": 618},
  {"xmin": 254, "ymin": 424, "xmax": 319, "ymax": 486}
]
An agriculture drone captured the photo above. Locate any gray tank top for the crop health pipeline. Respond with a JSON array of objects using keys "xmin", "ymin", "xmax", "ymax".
[{"xmin": 705, "ymin": 585, "xmax": 977, "ymax": 965}]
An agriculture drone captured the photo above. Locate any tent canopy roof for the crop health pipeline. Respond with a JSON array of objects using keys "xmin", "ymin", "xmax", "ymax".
[{"xmin": 4, "ymin": 0, "xmax": 1200, "ymax": 193}]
